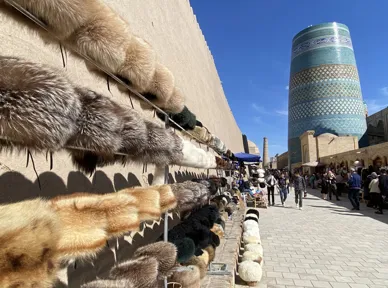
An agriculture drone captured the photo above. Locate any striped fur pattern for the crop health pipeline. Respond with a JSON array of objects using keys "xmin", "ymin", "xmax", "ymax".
[
  {"xmin": 133, "ymin": 242, "xmax": 178, "ymax": 279},
  {"xmin": 0, "ymin": 56, "xmax": 81, "ymax": 152},
  {"xmin": 0, "ymin": 199, "xmax": 61, "ymax": 288}
]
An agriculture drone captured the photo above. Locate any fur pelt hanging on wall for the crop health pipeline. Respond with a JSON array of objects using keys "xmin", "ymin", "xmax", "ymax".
[
  {"xmin": 119, "ymin": 187, "xmax": 161, "ymax": 221},
  {"xmin": 164, "ymin": 87, "xmax": 185, "ymax": 114},
  {"xmin": 0, "ymin": 56, "xmax": 81, "ymax": 153},
  {"xmin": 0, "ymin": 199, "xmax": 61, "ymax": 288},
  {"xmin": 158, "ymin": 106, "xmax": 196, "ymax": 131},
  {"xmin": 110, "ymin": 256, "xmax": 159, "ymax": 287},
  {"xmin": 155, "ymin": 185, "xmax": 177, "ymax": 212},
  {"xmin": 133, "ymin": 242, "xmax": 178, "ymax": 279},
  {"xmin": 175, "ymin": 138, "xmax": 217, "ymax": 169},
  {"xmin": 170, "ymin": 181, "xmax": 209, "ymax": 213}
]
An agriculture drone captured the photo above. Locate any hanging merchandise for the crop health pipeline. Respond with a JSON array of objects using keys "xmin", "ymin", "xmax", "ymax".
[
  {"xmin": 170, "ymin": 181, "xmax": 210, "ymax": 214},
  {"xmin": 168, "ymin": 266, "xmax": 201, "ymax": 288},
  {"xmin": 191, "ymin": 126, "xmax": 212, "ymax": 143},
  {"xmin": 157, "ymin": 106, "xmax": 197, "ymax": 131}
]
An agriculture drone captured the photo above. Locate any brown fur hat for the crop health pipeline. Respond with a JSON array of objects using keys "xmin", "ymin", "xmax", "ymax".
[
  {"xmin": 204, "ymin": 245, "xmax": 215, "ymax": 263},
  {"xmin": 163, "ymin": 87, "xmax": 185, "ymax": 114},
  {"xmin": 0, "ymin": 56, "xmax": 81, "ymax": 153},
  {"xmin": 49, "ymin": 193, "xmax": 109, "ymax": 261},
  {"xmin": 155, "ymin": 185, "xmax": 178, "ymax": 212},
  {"xmin": 182, "ymin": 256, "xmax": 207, "ymax": 279},
  {"xmin": 82, "ymin": 279, "xmax": 132, "ymax": 288},
  {"xmin": 197, "ymin": 250, "xmax": 209, "ymax": 267},
  {"xmin": 140, "ymin": 63, "xmax": 175, "ymax": 110},
  {"xmin": 110, "ymin": 256, "xmax": 159, "ymax": 287},
  {"xmin": 0, "ymin": 199, "xmax": 61, "ymax": 288},
  {"xmin": 133, "ymin": 242, "xmax": 178, "ymax": 279},
  {"xmin": 119, "ymin": 187, "xmax": 161, "ymax": 221},
  {"xmin": 210, "ymin": 223, "xmax": 224, "ymax": 239},
  {"xmin": 169, "ymin": 265, "xmax": 201, "ymax": 288}
]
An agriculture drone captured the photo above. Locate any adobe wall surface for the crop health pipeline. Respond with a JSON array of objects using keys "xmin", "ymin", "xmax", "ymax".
[{"xmin": 0, "ymin": 0, "xmax": 243, "ymax": 201}]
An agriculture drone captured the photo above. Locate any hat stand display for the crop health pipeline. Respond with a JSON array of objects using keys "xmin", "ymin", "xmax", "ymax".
[
  {"xmin": 0, "ymin": 2, "xmax": 245, "ymax": 288},
  {"xmin": 238, "ymin": 210, "xmax": 264, "ymax": 286}
]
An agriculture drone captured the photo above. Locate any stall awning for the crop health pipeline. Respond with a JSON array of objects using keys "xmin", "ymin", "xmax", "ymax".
[
  {"xmin": 302, "ymin": 161, "xmax": 325, "ymax": 167},
  {"xmin": 234, "ymin": 152, "xmax": 261, "ymax": 163}
]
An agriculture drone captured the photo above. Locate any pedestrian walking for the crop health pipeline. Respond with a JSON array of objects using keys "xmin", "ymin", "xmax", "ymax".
[
  {"xmin": 347, "ymin": 168, "xmax": 361, "ymax": 210},
  {"xmin": 266, "ymin": 173, "xmax": 277, "ymax": 206},
  {"xmin": 277, "ymin": 173, "xmax": 288, "ymax": 206},
  {"xmin": 376, "ymin": 168, "xmax": 388, "ymax": 214},
  {"xmin": 321, "ymin": 173, "xmax": 329, "ymax": 200},
  {"xmin": 368, "ymin": 172, "xmax": 380, "ymax": 209},
  {"xmin": 293, "ymin": 171, "xmax": 306, "ymax": 210},
  {"xmin": 328, "ymin": 172, "xmax": 340, "ymax": 201}
]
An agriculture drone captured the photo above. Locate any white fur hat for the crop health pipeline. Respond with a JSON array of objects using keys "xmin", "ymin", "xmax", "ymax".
[
  {"xmin": 245, "ymin": 214, "xmax": 259, "ymax": 221},
  {"xmin": 238, "ymin": 260, "xmax": 263, "ymax": 285},
  {"xmin": 242, "ymin": 251, "xmax": 263, "ymax": 265},
  {"xmin": 243, "ymin": 229, "xmax": 260, "ymax": 239},
  {"xmin": 243, "ymin": 220, "xmax": 259, "ymax": 231},
  {"xmin": 243, "ymin": 235, "xmax": 261, "ymax": 245},
  {"xmin": 245, "ymin": 244, "xmax": 263, "ymax": 257}
]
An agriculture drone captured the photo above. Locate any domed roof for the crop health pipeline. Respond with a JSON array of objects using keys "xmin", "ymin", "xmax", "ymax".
[{"xmin": 318, "ymin": 133, "xmax": 338, "ymax": 138}]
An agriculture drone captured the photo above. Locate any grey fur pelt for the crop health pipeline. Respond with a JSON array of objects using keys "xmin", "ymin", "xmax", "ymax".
[
  {"xmin": 0, "ymin": 56, "xmax": 81, "ymax": 152},
  {"xmin": 171, "ymin": 181, "xmax": 210, "ymax": 213},
  {"xmin": 82, "ymin": 280, "xmax": 132, "ymax": 288}
]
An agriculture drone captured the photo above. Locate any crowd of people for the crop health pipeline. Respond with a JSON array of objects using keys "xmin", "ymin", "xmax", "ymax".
[{"xmin": 234, "ymin": 164, "xmax": 388, "ymax": 214}]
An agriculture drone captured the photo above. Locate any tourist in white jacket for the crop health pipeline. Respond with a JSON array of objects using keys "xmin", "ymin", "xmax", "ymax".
[{"xmin": 369, "ymin": 172, "xmax": 380, "ymax": 209}]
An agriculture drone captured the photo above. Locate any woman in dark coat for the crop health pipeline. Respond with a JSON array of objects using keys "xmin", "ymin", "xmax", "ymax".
[{"xmin": 321, "ymin": 173, "xmax": 329, "ymax": 200}]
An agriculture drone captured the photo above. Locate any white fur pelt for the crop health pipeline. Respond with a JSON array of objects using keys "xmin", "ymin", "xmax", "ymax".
[
  {"xmin": 0, "ymin": 56, "xmax": 81, "ymax": 153},
  {"xmin": 175, "ymin": 138, "xmax": 217, "ymax": 169},
  {"xmin": 243, "ymin": 235, "xmax": 261, "ymax": 245},
  {"xmin": 243, "ymin": 220, "xmax": 259, "ymax": 231},
  {"xmin": 245, "ymin": 244, "xmax": 263, "ymax": 257},
  {"xmin": 243, "ymin": 230, "xmax": 260, "ymax": 239},
  {"xmin": 238, "ymin": 260, "xmax": 263, "ymax": 283},
  {"xmin": 152, "ymin": 164, "xmax": 167, "ymax": 185}
]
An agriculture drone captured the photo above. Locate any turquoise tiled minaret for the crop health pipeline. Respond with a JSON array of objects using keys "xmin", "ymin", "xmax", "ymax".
[{"xmin": 288, "ymin": 22, "xmax": 367, "ymax": 166}]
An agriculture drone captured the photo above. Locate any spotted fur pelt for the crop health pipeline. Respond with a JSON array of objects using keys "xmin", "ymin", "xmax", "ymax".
[
  {"xmin": 133, "ymin": 242, "xmax": 178, "ymax": 279},
  {"xmin": 110, "ymin": 256, "xmax": 159, "ymax": 287},
  {"xmin": 0, "ymin": 56, "xmax": 81, "ymax": 152},
  {"xmin": 0, "ymin": 199, "xmax": 61, "ymax": 288}
]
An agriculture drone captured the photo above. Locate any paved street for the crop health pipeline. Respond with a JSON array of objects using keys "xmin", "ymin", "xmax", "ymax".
[{"xmin": 237, "ymin": 188, "xmax": 388, "ymax": 288}]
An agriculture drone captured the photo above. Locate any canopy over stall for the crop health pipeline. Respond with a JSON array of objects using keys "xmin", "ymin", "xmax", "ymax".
[{"xmin": 234, "ymin": 152, "xmax": 261, "ymax": 163}]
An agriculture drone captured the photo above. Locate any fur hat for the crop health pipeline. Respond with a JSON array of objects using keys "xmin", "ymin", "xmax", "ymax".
[
  {"xmin": 160, "ymin": 106, "xmax": 196, "ymax": 131},
  {"xmin": 169, "ymin": 265, "xmax": 201, "ymax": 288},
  {"xmin": 140, "ymin": 63, "xmax": 174, "ymax": 109},
  {"xmin": 244, "ymin": 216, "xmax": 258, "ymax": 224},
  {"xmin": 246, "ymin": 209, "xmax": 260, "ymax": 218},
  {"xmin": 0, "ymin": 199, "xmax": 61, "ymax": 288},
  {"xmin": 155, "ymin": 185, "xmax": 177, "ymax": 212},
  {"xmin": 49, "ymin": 193, "xmax": 109, "ymax": 260},
  {"xmin": 173, "ymin": 238, "xmax": 196, "ymax": 264},
  {"xmin": 82, "ymin": 279, "xmax": 132, "ymax": 288},
  {"xmin": 204, "ymin": 245, "xmax": 215, "ymax": 263},
  {"xmin": 197, "ymin": 249, "xmax": 209, "ymax": 266},
  {"xmin": 245, "ymin": 213, "xmax": 259, "ymax": 221},
  {"xmin": 119, "ymin": 187, "xmax": 161, "ymax": 221},
  {"xmin": 242, "ymin": 230, "xmax": 260, "ymax": 239},
  {"xmin": 170, "ymin": 183, "xmax": 196, "ymax": 213},
  {"xmin": 133, "ymin": 242, "xmax": 178, "ymax": 279},
  {"xmin": 191, "ymin": 126, "xmax": 212, "ymax": 143},
  {"xmin": 110, "ymin": 256, "xmax": 159, "ymax": 287},
  {"xmin": 242, "ymin": 251, "xmax": 263, "ymax": 265},
  {"xmin": 243, "ymin": 236, "xmax": 261, "ymax": 245},
  {"xmin": 164, "ymin": 86, "xmax": 185, "ymax": 113},
  {"xmin": 0, "ymin": 56, "xmax": 81, "ymax": 153},
  {"xmin": 243, "ymin": 220, "xmax": 259, "ymax": 231},
  {"xmin": 182, "ymin": 256, "xmax": 207, "ymax": 279},
  {"xmin": 245, "ymin": 244, "xmax": 263, "ymax": 257},
  {"xmin": 215, "ymin": 217, "xmax": 226, "ymax": 230},
  {"xmin": 210, "ymin": 223, "xmax": 224, "ymax": 239},
  {"xmin": 238, "ymin": 260, "xmax": 263, "ymax": 286},
  {"xmin": 192, "ymin": 179, "xmax": 218, "ymax": 195},
  {"xmin": 175, "ymin": 139, "xmax": 217, "ymax": 169}
]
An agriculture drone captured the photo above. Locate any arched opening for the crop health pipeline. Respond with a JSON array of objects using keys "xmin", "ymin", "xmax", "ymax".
[{"xmin": 373, "ymin": 156, "xmax": 383, "ymax": 171}]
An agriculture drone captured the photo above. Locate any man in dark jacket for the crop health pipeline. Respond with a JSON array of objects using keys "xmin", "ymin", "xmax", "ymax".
[
  {"xmin": 293, "ymin": 171, "xmax": 306, "ymax": 210},
  {"xmin": 348, "ymin": 168, "xmax": 361, "ymax": 210},
  {"xmin": 377, "ymin": 168, "xmax": 388, "ymax": 214}
]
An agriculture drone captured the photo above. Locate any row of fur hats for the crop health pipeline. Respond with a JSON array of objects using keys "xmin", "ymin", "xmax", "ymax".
[
  {"xmin": 0, "ymin": 185, "xmax": 179, "ymax": 288},
  {"xmin": 4, "ymin": 0, "xmax": 185, "ymax": 113},
  {"xmin": 164, "ymin": 205, "xmax": 220, "ymax": 264},
  {"xmin": 239, "ymin": 209, "xmax": 264, "ymax": 287},
  {"xmin": 0, "ymin": 57, "xmax": 218, "ymax": 173}
]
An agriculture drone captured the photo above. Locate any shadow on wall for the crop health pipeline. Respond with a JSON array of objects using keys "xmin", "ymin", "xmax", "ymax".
[{"xmin": 0, "ymin": 170, "xmax": 143, "ymax": 204}]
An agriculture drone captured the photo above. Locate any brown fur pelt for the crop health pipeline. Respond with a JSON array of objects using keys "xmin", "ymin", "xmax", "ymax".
[
  {"xmin": 110, "ymin": 256, "xmax": 159, "ymax": 287},
  {"xmin": 133, "ymin": 242, "xmax": 178, "ymax": 279},
  {"xmin": 82, "ymin": 279, "xmax": 132, "ymax": 288},
  {"xmin": 168, "ymin": 265, "xmax": 201, "ymax": 288},
  {"xmin": 0, "ymin": 199, "xmax": 61, "ymax": 288},
  {"xmin": 204, "ymin": 245, "xmax": 216, "ymax": 263},
  {"xmin": 182, "ymin": 256, "xmax": 207, "ymax": 280},
  {"xmin": 0, "ymin": 56, "xmax": 81, "ymax": 153},
  {"xmin": 210, "ymin": 223, "xmax": 224, "ymax": 239},
  {"xmin": 197, "ymin": 250, "xmax": 209, "ymax": 267},
  {"xmin": 170, "ymin": 181, "xmax": 209, "ymax": 214},
  {"xmin": 119, "ymin": 187, "xmax": 161, "ymax": 221},
  {"xmin": 154, "ymin": 185, "xmax": 177, "ymax": 212},
  {"xmin": 164, "ymin": 87, "xmax": 185, "ymax": 114},
  {"xmin": 49, "ymin": 193, "xmax": 109, "ymax": 261}
]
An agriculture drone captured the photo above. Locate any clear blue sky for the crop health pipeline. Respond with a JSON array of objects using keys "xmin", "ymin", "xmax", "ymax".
[{"xmin": 190, "ymin": 0, "xmax": 388, "ymax": 157}]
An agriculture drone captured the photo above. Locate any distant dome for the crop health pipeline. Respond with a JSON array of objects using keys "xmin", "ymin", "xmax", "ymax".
[{"xmin": 318, "ymin": 133, "xmax": 338, "ymax": 138}]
